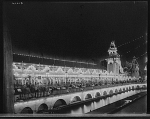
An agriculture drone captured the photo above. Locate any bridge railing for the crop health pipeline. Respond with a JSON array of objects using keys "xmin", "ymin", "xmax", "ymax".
[{"xmin": 14, "ymin": 82, "xmax": 146, "ymax": 102}]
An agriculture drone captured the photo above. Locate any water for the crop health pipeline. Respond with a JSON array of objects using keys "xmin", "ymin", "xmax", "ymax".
[
  {"xmin": 115, "ymin": 95, "xmax": 147, "ymax": 114},
  {"xmin": 54, "ymin": 89, "xmax": 144, "ymax": 114}
]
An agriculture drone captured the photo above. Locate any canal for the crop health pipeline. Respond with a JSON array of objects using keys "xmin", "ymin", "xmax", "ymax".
[
  {"xmin": 50, "ymin": 89, "xmax": 146, "ymax": 114},
  {"xmin": 114, "ymin": 95, "xmax": 147, "ymax": 114}
]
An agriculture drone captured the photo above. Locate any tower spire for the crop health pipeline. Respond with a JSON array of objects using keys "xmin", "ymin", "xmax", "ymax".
[{"xmin": 108, "ymin": 41, "xmax": 119, "ymax": 58}]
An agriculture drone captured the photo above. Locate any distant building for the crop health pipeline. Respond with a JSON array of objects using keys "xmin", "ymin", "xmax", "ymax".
[
  {"xmin": 130, "ymin": 56, "xmax": 139, "ymax": 78},
  {"xmin": 12, "ymin": 41, "xmax": 137, "ymax": 86}
]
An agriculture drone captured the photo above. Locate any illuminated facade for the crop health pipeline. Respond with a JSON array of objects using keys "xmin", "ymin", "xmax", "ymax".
[
  {"xmin": 13, "ymin": 62, "xmax": 112, "ymax": 86},
  {"xmin": 13, "ymin": 42, "xmax": 137, "ymax": 86}
]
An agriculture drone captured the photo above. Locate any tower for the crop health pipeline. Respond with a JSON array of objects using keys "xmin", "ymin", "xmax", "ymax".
[
  {"xmin": 144, "ymin": 57, "xmax": 147, "ymax": 80},
  {"xmin": 107, "ymin": 41, "xmax": 123, "ymax": 74},
  {"xmin": 131, "ymin": 56, "xmax": 139, "ymax": 78}
]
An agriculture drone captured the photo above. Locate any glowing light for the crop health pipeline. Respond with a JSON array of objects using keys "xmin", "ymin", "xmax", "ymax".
[
  {"xmin": 13, "ymin": 53, "xmax": 97, "ymax": 65},
  {"xmin": 145, "ymin": 57, "xmax": 147, "ymax": 63},
  {"xmin": 118, "ymin": 35, "xmax": 144, "ymax": 48}
]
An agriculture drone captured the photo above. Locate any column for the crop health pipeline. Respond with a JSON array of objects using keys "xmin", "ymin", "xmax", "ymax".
[{"xmin": 3, "ymin": 3, "xmax": 14, "ymax": 113}]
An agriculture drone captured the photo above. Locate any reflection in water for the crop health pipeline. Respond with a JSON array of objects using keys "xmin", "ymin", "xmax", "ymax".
[
  {"xmin": 115, "ymin": 95, "xmax": 147, "ymax": 114},
  {"xmin": 58, "ymin": 90, "xmax": 144, "ymax": 114},
  {"xmin": 71, "ymin": 106, "xmax": 83, "ymax": 114}
]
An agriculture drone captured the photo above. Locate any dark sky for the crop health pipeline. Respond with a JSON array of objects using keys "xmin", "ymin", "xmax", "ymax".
[{"xmin": 4, "ymin": 1, "xmax": 147, "ymax": 69}]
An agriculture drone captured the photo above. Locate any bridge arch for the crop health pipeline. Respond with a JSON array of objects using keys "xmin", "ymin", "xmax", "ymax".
[
  {"xmin": 109, "ymin": 90, "xmax": 113, "ymax": 95},
  {"xmin": 126, "ymin": 87, "xmax": 128, "ymax": 91},
  {"xmin": 70, "ymin": 96, "xmax": 82, "ymax": 103},
  {"xmin": 103, "ymin": 91, "xmax": 107, "ymax": 96},
  {"xmin": 37, "ymin": 103, "xmax": 48, "ymax": 113},
  {"xmin": 115, "ymin": 89, "xmax": 118, "ymax": 94},
  {"xmin": 85, "ymin": 93, "xmax": 92, "ymax": 100},
  {"xmin": 137, "ymin": 85, "xmax": 140, "ymax": 89},
  {"xmin": 53, "ymin": 99, "xmax": 67, "ymax": 109},
  {"xmin": 142, "ymin": 85, "xmax": 146, "ymax": 89},
  {"xmin": 95, "ymin": 92, "xmax": 101, "ymax": 98},
  {"xmin": 129, "ymin": 86, "xmax": 131, "ymax": 90},
  {"xmin": 132, "ymin": 86, "xmax": 134, "ymax": 90},
  {"xmin": 119, "ymin": 88, "xmax": 122, "ymax": 92},
  {"xmin": 20, "ymin": 107, "xmax": 33, "ymax": 114}
]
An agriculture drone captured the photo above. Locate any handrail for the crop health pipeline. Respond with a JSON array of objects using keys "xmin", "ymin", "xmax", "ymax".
[{"xmin": 14, "ymin": 82, "xmax": 146, "ymax": 103}]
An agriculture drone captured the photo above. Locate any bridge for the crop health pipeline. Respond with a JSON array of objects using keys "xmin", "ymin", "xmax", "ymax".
[{"xmin": 14, "ymin": 83, "xmax": 147, "ymax": 114}]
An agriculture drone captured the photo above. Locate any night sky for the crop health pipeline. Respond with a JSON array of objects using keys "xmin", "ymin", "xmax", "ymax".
[{"xmin": 4, "ymin": 1, "xmax": 147, "ymax": 70}]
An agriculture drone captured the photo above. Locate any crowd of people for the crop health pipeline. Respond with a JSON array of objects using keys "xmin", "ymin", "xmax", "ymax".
[{"xmin": 14, "ymin": 78, "xmax": 141, "ymax": 102}]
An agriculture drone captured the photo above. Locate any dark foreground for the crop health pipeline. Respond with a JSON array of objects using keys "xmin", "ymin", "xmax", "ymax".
[{"xmin": 114, "ymin": 94, "xmax": 147, "ymax": 114}]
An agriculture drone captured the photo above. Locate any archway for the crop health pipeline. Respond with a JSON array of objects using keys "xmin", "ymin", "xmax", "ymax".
[
  {"xmin": 119, "ymin": 88, "xmax": 122, "ymax": 92},
  {"xmin": 85, "ymin": 94, "xmax": 92, "ymax": 100},
  {"xmin": 71, "ymin": 96, "xmax": 81, "ymax": 103},
  {"xmin": 142, "ymin": 85, "xmax": 146, "ymax": 89},
  {"xmin": 95, "ymin": 92, "xmax": 101, "ymax": 98},
  {"xmin": 129, "ymin": 86, "xmax": 131, "ymax": 90},
  {"xmin": 21, "ymin": 107, "xmax": 33, "ymax": 114},
  {"xmin": 126, "ymin": 87, "xmax": 128, "ymax": 91},
  {"xmin": 37, "ymin": 103, "xmax": 48, "ymax": 113},
  {"xmin": 109, "ymin": 90, "xmax": 113, "ymax": 95},
  {"xmin": 132, "ymin": 86, "xmax": 134, "ymax": 90},
  {"xmin": 115, "ymin": 89, "xmax": 118, "ymax": 94},
  {"xmin": 103, "ymin": 91, "xmax": 107, "ymax": 96},
  {"xmin": 137, "ymin": 85, "xmax": 140, "ymax": 89},
  {"xmin": 53, "ymin": 99, "xmax": 67, "ymax": 109}
]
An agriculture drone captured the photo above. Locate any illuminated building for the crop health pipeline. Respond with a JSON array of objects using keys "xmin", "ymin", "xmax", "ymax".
[{"xmin": 13, "ymin": 42, "xmax": 137, "ymax": 86}]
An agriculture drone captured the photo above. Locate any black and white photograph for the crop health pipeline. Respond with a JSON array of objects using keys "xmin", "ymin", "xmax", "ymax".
[{"xmin": 3, "ymin": 1, "xmax": 147, "ymax": 116}]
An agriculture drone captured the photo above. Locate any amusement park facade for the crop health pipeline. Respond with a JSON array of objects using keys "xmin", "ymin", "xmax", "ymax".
[{"xmin": 13, "ymin": 41, "xmax": 140, "ymax": 87}]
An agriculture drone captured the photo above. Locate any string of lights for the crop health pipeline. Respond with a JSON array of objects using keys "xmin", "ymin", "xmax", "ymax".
[
  {"xmin": 117, "ymin": 35, "xmax": 144, "ymax": 48},
  {"xmin": 136, "ymin": 52, "xmax": 147, "ymax": 60},
  {"xmin": 126, "ymin": 41, "xmax": 147, "ymax": 54},
  {"xmin": 134, "ymin": 41, "xmax": 147, "ymax": 50},
  {"xmin": 13, "ymin": 53, "xmax": 97, "ymax": 65},
  {"xmin": 12, "ymin": 2, "xmax": 23, "ymax": 5}
]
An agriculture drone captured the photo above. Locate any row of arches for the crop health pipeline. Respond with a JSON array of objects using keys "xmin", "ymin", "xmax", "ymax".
[
  {"xmin": 20, "ymin": 90, "xmax": 118, "ymax": 114},
  {"xmin": 19, "ymin": 85, "xmax": 143, "ymax": 114}
]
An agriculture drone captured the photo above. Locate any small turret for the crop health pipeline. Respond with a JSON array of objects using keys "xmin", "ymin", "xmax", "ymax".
[{"xmin": 131, "ymin": 56, "xmax": 139, "ymax": 78}]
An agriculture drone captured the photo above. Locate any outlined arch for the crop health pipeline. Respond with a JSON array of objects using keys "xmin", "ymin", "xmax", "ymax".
[
  {"xmin": 103, "ymin": 91, "xmax": 107, "ymax": 96},
  {"xmin": 129, "ymin": 86, "xmax": 131, "ymax": 90},
  {"xmin": 53, "ymin": 99, "xmax": 67, "ymax": 108},
  {"xmin": 20, "ymin": 107, "xmax": 33, "ymax": 114},
  {"xmin": 85, "ymin": 93, "xmax": 92, "ymax": 100},
  {"xmin": 70, "ymin": 96, "xmax": 82, "ymax": 103},
  {"xmin": 109, "ymin": 90, "xmax": 113, "ymax": 95},
  {"xmin": 132, "ymin": 86, "xmax": 134, "ymax": 90},
  {"xmin": 115, "ymin": 89, "xmax": 118, "ymax": 94},
  {"xmin": 119, "ymin": 88, "xmax": 122, "ymax": 92},
  {"xmin": 142, "ymin": 85, "xmax": 146, "ymax": 88},
  {"xmin": 37, "ymin": 103, "xmax": 48, "ymax": 113},
  {"xmin": 136, "ymin": 85, "xmax": 140, "ymax": 89},
  {"xmin": 95, "ymin": 92, "xmax": 101, "ymax": 98}
]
